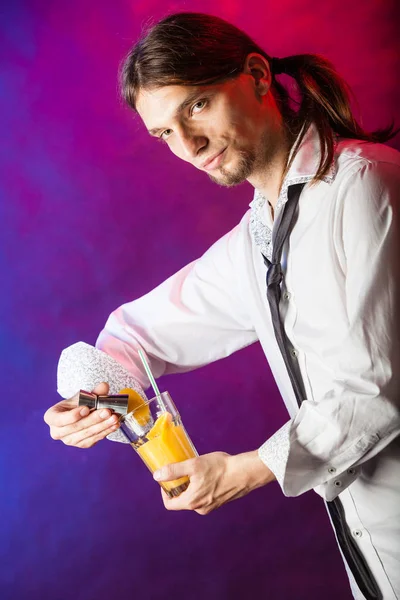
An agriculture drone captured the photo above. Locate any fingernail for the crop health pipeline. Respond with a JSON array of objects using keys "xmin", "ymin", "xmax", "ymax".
[
  {"xmin": 107, "ymin": 415, "xmax": 117, "ymax": 424},
  {"xmin": 80, "ymin": 407, "xmax": 90, "ymax": 417},
  {"xmin": 100, "ymin": 410, "xmax": 109, "ymax": 419},
  {"xmin": 153, "ymin": 470, "xmax": 163, "ymax": 481}
]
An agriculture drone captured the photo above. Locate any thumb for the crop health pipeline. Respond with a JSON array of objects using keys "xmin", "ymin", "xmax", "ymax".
[
  {"xmin": 153, "ymin": 459, "xmax": 195, "ymax": 482},
  {"xmin": 92, "ymin": 382, "xmax": 109, "ymax": 395}
]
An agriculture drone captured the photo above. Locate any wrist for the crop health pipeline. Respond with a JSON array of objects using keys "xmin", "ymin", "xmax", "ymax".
[{"xmin": 228, "ymin": 450, "xmax": 276, "ymax": 493}]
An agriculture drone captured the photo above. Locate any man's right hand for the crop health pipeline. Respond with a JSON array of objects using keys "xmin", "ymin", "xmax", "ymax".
[{"xmin": 44, "ymin": 382, "xmax": 120, "ymax": 448}]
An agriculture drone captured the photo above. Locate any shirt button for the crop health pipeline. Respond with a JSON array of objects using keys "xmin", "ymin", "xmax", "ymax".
[
  {"xmin": 328, "ymin": 467, "xmax": 336, "ymax": 474},
  {"xmin": 347, "ymin": 468, "xmax": 356, "ymax": 475},
  {"xmin": 283, "ymin": 292, "xmax": 291, "ymax": 301},
  {"xmin": 334, "ymin": 480, "xmax": 342, "ymax": 487},
  {"xmin": 291, "ymin": 348, "xmax": 298, "ymax": 358},
  {"xmin": 352, "ymin": 529, "xmax": 363, "ymax": 538}
]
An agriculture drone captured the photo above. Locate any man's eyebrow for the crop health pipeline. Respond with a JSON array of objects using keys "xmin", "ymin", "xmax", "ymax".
[{"xmin": 147, "ymin": 89, "xmax": 205, "ymax": 136}]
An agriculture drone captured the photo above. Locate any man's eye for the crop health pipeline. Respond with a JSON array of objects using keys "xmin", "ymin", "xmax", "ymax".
[
  {"xmin": 191, "ymin": 100, "xmax": 207, "ymax": 115},
  {"xmin": 160, "ymin": 129, "xmax": 172, "ymax": 141}
]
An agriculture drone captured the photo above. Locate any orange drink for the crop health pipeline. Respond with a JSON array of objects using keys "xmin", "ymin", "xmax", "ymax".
[{"xmin": 119, "ymin": 391, "xmax": 198, "ymax": 497}]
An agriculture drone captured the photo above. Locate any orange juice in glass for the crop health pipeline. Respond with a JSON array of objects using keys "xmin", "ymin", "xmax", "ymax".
[{"xmin": 119, "ymin": 391, "xmax": 198, "ymax": 498}]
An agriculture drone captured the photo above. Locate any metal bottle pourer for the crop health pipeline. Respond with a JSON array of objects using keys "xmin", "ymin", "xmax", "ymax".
[{"xmin": 79, "ymin": 390, "xmax": 129, "ymax": 415}]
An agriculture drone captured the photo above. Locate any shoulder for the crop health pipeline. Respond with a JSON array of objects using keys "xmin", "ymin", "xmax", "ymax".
[
  {"xmin": 335, "ymin": 138, "xmax": 400, "ymax": 182},
  {"xmin": 332, "ymin": 140, "xmax": 400, "ymax": 210},
  {"xmin": 330, "ymin": 142, "xmax": 400, "ymax": 250}
]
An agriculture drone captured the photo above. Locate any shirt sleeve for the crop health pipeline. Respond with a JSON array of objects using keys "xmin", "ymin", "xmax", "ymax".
[
  {"xmin": 95, "ymin": 218, "xmax": 258, "ymax": 391},
  {"xmin": 258, "ymin": 159, "xmax": 400, "ymax": 501}
]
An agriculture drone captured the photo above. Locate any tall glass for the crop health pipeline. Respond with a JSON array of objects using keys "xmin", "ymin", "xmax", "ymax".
[{"xmin": 119, "ymin": 391, "xmax": 198, "ymax": 498}]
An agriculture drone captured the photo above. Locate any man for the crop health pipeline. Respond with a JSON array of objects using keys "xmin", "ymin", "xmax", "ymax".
[{"xmin": 44, "ymin": 12, "xmax": 400, "ymax": 600}]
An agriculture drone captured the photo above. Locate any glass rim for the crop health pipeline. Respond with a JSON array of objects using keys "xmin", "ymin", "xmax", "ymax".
[{"xmin": 119, "ymin": 390, "xmax": 172, "ymax": 421}]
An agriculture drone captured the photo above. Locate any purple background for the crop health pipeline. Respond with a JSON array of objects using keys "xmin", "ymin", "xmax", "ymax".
[{"xmin": 2, "ymin": 1, "xmax": 399, "ymax": 598}]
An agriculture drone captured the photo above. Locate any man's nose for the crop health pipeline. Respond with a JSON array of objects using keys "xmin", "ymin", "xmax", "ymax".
[{"xmin": 177, "ymin": 130, "xmax": 207, "ymax": 160}]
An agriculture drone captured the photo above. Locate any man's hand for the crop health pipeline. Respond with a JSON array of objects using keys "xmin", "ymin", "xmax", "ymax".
[
  {"xmin": 154, "ymin": 450, "xmax": 276, "ymax": 515},
  {"xmin": 43, "ymin": 382, "xmax": 120, "ymax": 448}
]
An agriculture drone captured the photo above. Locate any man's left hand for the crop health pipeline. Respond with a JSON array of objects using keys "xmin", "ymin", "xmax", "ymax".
[{"xmin": 153, "ymin": 450, "xmax": 276, "ymax": 515}]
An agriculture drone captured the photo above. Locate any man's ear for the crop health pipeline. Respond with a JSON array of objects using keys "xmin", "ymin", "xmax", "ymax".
[{"xmin": 242, "ymin": 53, "xmax": 272, "ymax": 96}]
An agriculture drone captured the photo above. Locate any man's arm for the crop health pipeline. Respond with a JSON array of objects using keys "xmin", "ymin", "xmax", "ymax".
[
  {"xmin": 45, "ymin": 218, "xmax": 258, "ymax": 448},
  {"xmin": 153, "ymin": 450, "xmax": 276, "ymax": 515},
  {"xmin": 95, "ymin": 220, "xmax": 257, "ymax": 386}
]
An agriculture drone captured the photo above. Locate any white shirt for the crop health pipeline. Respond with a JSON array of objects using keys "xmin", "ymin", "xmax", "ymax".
[{"xmin": 96, "ymin": 123, "xmax": 400, "ymax": 599}]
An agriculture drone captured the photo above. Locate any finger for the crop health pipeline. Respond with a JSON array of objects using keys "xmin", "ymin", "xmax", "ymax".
[
  {"xmin": 161, "ymin": 487, "xmax": 213, "ymax": 515},
  {"xmin": 74, "ymin": 423, "xmax": 120, "ymax": 449},
  {"xmin": 62, "ymin": 413, "xmax": 120, "ymax": 446},
  {"xmin": 50, "ymin": 408, "xmax": 118, "ymax": 440},
  {"xmin": 160, "ymin": 486, "xmax": 198, "ymax": 512},
  {"xmin": 44, "ymin": 401, "xmax": 88, "ymax": 427},
  {"xmin": 153, "ymin": 458, "xmax": 197, "ymax": 483},
  {"xmin": 92, "ymin": 382, "xmax": 109, "ymax": 395},
  {"xmin": 66, "ymin": 407, "xmax": 116, "ymax": 433},
  {"xmin": 48, "ymin": 406, "xmax": 111, "ymax": 434},
  {"xmin": 161, "ymin": 488, "xmax": 176, "ymax": 509},
  {"xmin": 44, "ymin": 382, "xmax": 109, "ymax": 427}
]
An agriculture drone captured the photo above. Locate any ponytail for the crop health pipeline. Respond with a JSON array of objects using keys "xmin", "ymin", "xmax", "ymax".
[{"xmin": 272, "ymin": 54, "xmax": 399, "ymax": 181}]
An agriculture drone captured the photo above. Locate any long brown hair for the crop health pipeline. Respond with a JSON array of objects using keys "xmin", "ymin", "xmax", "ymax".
[{"xmin": 122, "ymin": 12, "xmax": 398, "ymax": 183}]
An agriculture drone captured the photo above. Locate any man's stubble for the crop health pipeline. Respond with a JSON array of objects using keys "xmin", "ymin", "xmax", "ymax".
[{"xmin": 207, "ymin": 129, "xmax": 280, "ymax": 188}]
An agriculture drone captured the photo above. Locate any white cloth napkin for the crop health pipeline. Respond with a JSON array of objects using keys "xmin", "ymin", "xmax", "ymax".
[{"xmin": 57, "ymin": 341, "xmax": 147, "ymax": 443}]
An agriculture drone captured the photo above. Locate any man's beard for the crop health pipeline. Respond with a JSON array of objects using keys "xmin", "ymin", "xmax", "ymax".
[
  {"xmin": 207, "ymin": 148, "xmax": 256, "ymax": 187},
  {"xmin": 207, "ymin": 130, "xmax": 278, "ymax": 188}
]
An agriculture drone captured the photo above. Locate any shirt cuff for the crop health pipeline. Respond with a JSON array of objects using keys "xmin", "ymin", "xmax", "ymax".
[{"xmin": 258, "ymin": 421, "xmax": 291, "ymax": 488}]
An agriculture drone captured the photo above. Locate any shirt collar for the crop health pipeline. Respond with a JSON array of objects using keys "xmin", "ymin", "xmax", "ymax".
[
  {"xmin": 249, "ymin": 121, "xmax": 337, "ymax": 211},
  {"xmin": 249, "ymin": 122, "xmax": 337, "ymax": 260}
]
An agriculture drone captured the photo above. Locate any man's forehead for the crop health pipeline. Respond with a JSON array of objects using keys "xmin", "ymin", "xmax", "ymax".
[
  {"xmin": 137, "ymin": 84, "xmax": 194, "ymax": 107},
  {"xmin": 136, "ymin": 85, "xmax": 200, "ymax": 129}
]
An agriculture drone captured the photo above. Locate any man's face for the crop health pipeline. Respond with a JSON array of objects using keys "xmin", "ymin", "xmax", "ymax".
[{"xmin": 136, "ymin": 72, "xmax": 277, "ymax": 187}]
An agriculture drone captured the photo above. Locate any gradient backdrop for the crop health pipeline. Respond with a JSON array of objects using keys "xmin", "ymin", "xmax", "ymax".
[{"xmin": 1, "ymin": 1, "xmax": 400, "ymax": 599}]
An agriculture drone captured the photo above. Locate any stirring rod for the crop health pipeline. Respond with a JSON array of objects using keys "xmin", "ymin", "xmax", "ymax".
[{"xmin": 137, "ymin": 348, "xmax": 167, "ymax": 411}]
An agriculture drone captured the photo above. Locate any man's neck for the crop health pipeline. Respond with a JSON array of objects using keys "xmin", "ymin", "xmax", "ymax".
[{"xmin": 248, "ymin": 123, "xmax": 295, "ymax": 210}]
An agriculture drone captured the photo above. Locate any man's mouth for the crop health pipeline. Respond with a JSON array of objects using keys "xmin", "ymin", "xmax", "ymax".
[{"xmin": 201, "ymin": 148, "xmax": 227, "ymax": 171}]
